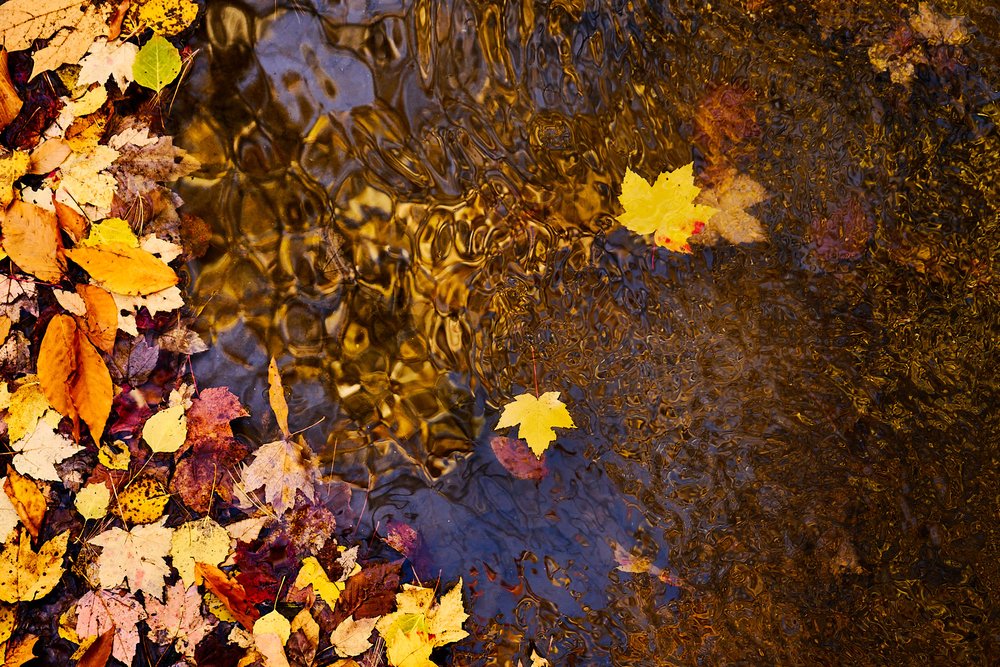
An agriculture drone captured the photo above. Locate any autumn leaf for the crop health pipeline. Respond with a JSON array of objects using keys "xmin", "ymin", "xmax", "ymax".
[
  {"xmin": 0, "ymin": 150, "xmax": 29, "ymax": 207},
  {"xmin": 617, "ymin": 163, "xmax": 720, "ymax": 253},
  {"xmin": 76, "ymin": 589, "xmax": 146, "ymax": 666},
  {"xmin": 75, "ymin": 482, "xmax": 110, "ymax": 520},
  {"xmin": 145, "ymin": 581, "xmax": 218, "ymax": 658},
  {"xmin": 253, "ymin": 610, "xmax": 291, "ymax": 667},
  {"xmin": 331, "ymin": 616, "xmax": 379, "ymax": 658},
  {"xmin": 0, "ymin": 0, "xmax": 109, "ymax": 74},
  {"xmin": 170, "ymin": 516, "xmax": 231, "ymax": 586},
  {"xmin": 495, "ymin": 391, "xmax": 575, "ymax": 457},
  {"xmin": 0, "ymin": 528, "xmax": 68, "ymax": 603},
  {"xmin": 133, "ymin": 35, "xmax": 182, "ymax": 92},
  {"xmin": 75, "ymin": 628, "xmax": 114, "ymax": 667},
  {"xmin": 111, "ymin": 475, "xmax": 170, "ymax": 524},
  {"xmin": 143, "ymin": 403, "xmax": 188, "ymax": 454},
  {"xmin": 126, "ymin": 0, "xmax": 200, "ymax": 36},
  {"xmin": 490, "ymin": 436, "xmax": 549, "ymax": 481},
  {"xmin": 0, "ymin": 49, "xmax": 22, "ymax": 132},
  {"xmin": 195, "ymin": 562, "xmax": 260, "ymax": 630},
  {"xmin": 0, "ymin": 199, "xmax": 65, "ymax": 283},
  {"xmin": 89, "ymin": 518, "xmax": 173, "ymax": 597},
  {"xmin": 293, "ymin": 556, "xmax": 356, "ymax": 605},
  {"xmin": 269, "ymin": 357, "xmax": 291, "ymax": 438},
  {"xmin": 65, "ymin": 242, "xmax": 179, "ymax": 295},
  {"xmin": 691, "ymin": 173, "xmax": 768, "ymax": 245},
  {"xmin": 240, "ymin": 437, "xmax": 318, "ymax": 515},
  {"xmin": 77, "ymin": 37, "xmax": 139, "ymax": 91},
  {"xmin": 76, "ymin": 284, "xmax": 118, "ymax": 354},
  {"xmin": 28, "ymin": 4, "xmax": 112, "ymax": 79},
  {"xmin": 9, "ymin": 410, "xmax": 83, "ymax": 481},
  {"xmin": 0, "ymin": 480, "xmax": 18, "ymax": 541},
  {"xmin": 38, "ymin": 314, "xmax": 113, "ymax": 440},
  {"xmin": 2, "ymin": 467, "xmax": 45, "ymax": 538},
  {"xmin": 374, "ymin": 581, "xmax": 469, "ymax": 667}
]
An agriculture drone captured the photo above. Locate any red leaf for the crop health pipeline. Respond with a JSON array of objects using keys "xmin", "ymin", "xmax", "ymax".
[
  {"xmin": 490, "ymin": 436, "xmax": 549, "ymax": 481},
  {"xmin": 195, "ymin": 562, "xmax": 260, "ymax": 630}
]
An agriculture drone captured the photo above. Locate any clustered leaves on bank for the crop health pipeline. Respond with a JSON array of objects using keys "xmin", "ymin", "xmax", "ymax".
[{"xmin": 0, "ymin": 1, "xmax": 469, "ymax": 665}]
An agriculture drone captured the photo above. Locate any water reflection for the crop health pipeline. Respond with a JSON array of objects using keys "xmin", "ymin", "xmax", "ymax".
[{"xmin": 175, "ymin": 0, "xmax": 1000, "ymax": 663}]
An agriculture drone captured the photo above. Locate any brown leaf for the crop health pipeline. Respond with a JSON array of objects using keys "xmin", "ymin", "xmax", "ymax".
[
  {"xmin": 195, "ymin": 562, "xmax": 260, "ymax": 630},
  {"xmin": 65, "ymin": 242, "xmax": 178, "ymax": 295},
  {"xmin": 0, "ymin": 49, "xmax": 21, "ymax": 133},
  {"xmin": 181, "ymin": 386, "xmax": 248, "ymax": 458},
  {"xmin": 171, "ymin": 437, "xmax": 248, "ymax": 514},
  {"xmin": 331, "ymin": 561, "xmax": 402, "ymax": 628},
  {"xmin": 29, "ymin": 138, "xmax": 72, "ymax": 175},
  {"xmin": 38, "ymin": 314, "xmax": 114, "ymax": 440},
  {"xmin": 28, "ymin": 4, "xmax": 111, "ymax": 80},
  {"xmin": 77, "ymin": 628, "xmax": 115, "ymax": 667},
  {"xmin": 0, "ymin": 199, "xmax": 65, "ymax": 282},
  {"xmin": 3, "ymin": 466, "xmax": 45, "ymax": 538},
  {"xmin": 76, "ymin": 284, "xmax": 117, "ymax": 354}
]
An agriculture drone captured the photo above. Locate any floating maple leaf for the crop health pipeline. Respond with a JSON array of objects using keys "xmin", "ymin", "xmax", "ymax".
[
  {"xmin": 617, "ymin": 163, "xmax": 720, "ymax": 253},
  {"xmin": 375, "ymin": 581, "xmax": 469, "ymax": 667},
  {"xmin": 496, "ymin": 391, "xmax": 576, "ymax": 457},
  {"xmin": 692, "ymin": 174, "xmax": 768, "ymax": 245}
]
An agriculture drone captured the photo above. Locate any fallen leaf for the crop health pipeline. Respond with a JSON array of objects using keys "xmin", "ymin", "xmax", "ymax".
[
  {"xmin": 617, "ymin": 163, "xmax": 719, "ymax": 253},
  {"xmin": 293, "ymin": 556, "xmax": 351, "ymax": 606},
  {"xmin": 241, "ymin": 438, "xmax": 318, "ymax": 515},
  {"xmin": 0, "ymin": 480, "xmax": 18, "ymax": 541},
  {"xmin": 133, "ymin": 35, "xmax": 182, "ymax": 92},
  {"xmin": 158, "ymin": 325, "xmax": 208, "ymax": 354},
  {"xmin": 29, "ymin": 138, "xmax": 72, "ymax": 175},
  {"xmin": 77, "ymin": 37, "xmax": 139, "ymax": 91},
  {"xmin": 9, "ymin": 410, "xmax": 83, "ymax": 481},
  {"xmin": 4, "ymin": 381, "xmax": 50, "ymax": 443},
  {"xmin": 0, "ymin": 199, "xmax": 65, "ymax": 282},
  {"xmin": 288, "ymin": 609, "xmax": 320, "ymax": 665},
  {"xmin": 195, "ymin": 562, "xmax": 260, "ymax": 630},
  {"xmin": 89, "ymin": 518, "xmax": 172, "ymax": 597},
  {"xmin": 38, "ymin": 313, "xmax": 114, "ymax": 440},
  {"xmin": 0, "ymin": 150, "xmax": 29, "ymax": 207},
  {"xmin": 55, "ymin": 199, "xmax": 88, "ymax": 241},
  {"xmin": 0, "ymin": 49, "xmax": 21, "ymax": 132},
  {"xmin": 56, "ymin": 144, "xmax": 119, "ymax": 215},
  {"xmin": 254, "ymin": 611, "xmax": 291, "ymax": 667},
  {"xmin": 80, "ymin": 216, "xmax": 139, "ymax": 247},
  {"xmin": 0, "ymin": 633, "xmax": 37, "ymax": 666},
  {"xmin": 330, "ymin": 616, "xmax": 378, "ymax": 658},
  {"xmin": 145, "ymin": 581, "xmax": 218, "ymax": 658},
  {"xmin": 495, "ymin": 391, "xmax": 575, "ymax": 457},
  {"xmin": 76, "ymin": 589, "xmax": 146, "ymax": 666},
  {"xmin": 76, "ymin": 284, "xmax": 118, "ymax": 353},
  {"xmin": 143, "ymin": 403, "xmax": 187, "ymax": 453},
  {"xmin": 0, "ymin": 528, "xmax": 68, "ymax": 603},
  {"xmin": 269, "ymin": 357, "xmax": 291, "ymax": 438},
  {"xmin": 332, "ymin": 561, "xmax": 401, "ymax": 627},
  {"xmin": 112, "ymin": 475, "xmax": 170, "ymax": 524},
  {"xmin": 2, "ymin": 467, "xmax": 45, "ymax": 538},
  {"xmin": 66, "ymin": 242, "xmax": 178, "ymax": 295},
  {"xmin": 128, "ymin": 0, "xmax": 199, "ymax": 35},
  {"xmin": 75, "ymin": 628, "xmax": 114, "ymax": 667},
  {"xmin": 692, "ymin": 174, "xmax": 768, "ymax": 245},
  {"xmin": 375, "ymin": 581, "xmax": 469, "ymax": 667},
  {"xmin": 171, "ymin": 516, "xmax": 231, "ymax": 586},
  {"xmin": 109, "ymin": 123, "xmax": 199, "ymax": 201},
  {"xmin": 490, "ymin": 436, "xmax": 549, "ymax": 481},
  {"xmin": 75, "ymin": 482, "xmax": 110, "ymax": 520},
  {"xmin": 28, "ymin": 3, "xmax": 111, "ymax": 79},
  {"xmin": 0, "ymin": 0, "xmax": 103, "ymax": 55}
]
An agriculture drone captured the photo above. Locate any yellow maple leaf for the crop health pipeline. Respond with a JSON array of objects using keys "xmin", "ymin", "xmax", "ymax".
[
  {"xmin": 375, "ymin": 580, "xmax": 468, "ymax": 667},
  {"xmin": 170, "ymin": 517, "xmax": 231, "ymax": 586},
  {"xmin": 495, "ymin": 391, "xmax": 575, "ymax": 457},
  {"xmin": 617, "ymin": 163, "xmax": 720, "ymax": 253},
  {"xmin": 292, "ymin": 556, "xmax": 358, "ymax": 604},
  {"xmin": 0, "ymin": 528, "xmax": 68, "ymax": 603}
]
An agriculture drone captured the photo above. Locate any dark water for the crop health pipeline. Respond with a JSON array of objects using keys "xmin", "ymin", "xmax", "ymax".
[{"xmin": 174, "ymin": 0, "xmax": 1000, "ymax": 663}]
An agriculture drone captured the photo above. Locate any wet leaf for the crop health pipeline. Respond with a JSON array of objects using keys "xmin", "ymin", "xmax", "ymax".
[
  {"xmin": 9, "ymin": 410, "xmax": 83, "ymax": 481},
  {"xmin": 692, "ymin": 174, "xmax": 768, "ymax": 245},
  {"xmin": 170, "ymin": 516, "xmax": 231, "ymax": 586},
  {"xmin": 2, "ymin": 467, "xmax": 45, "ymax": 538},
  {"xmin": 143, "ymin": 403, "xmax": 187, "ymax": 454},
  {"xmin": 375, "ymin": 581, "xmax": 469, "ymax": 667},
  {"xmin": 0, "ymin": 199, "xmax": 65, "ymax": 283},
  {"xmin": 77, "ymin": 38, "xmax": 139, "ymax": 91},
  {"xmin": 490, "ymin": 436, "xmax": 549, "ymax": 481},
  {"xmin": 90, "ymin": 518, "xmax": 173, "ymax": 597},
  {"xmin": 75, "ymin": 482, "xmax": 110, "ymax": 520},
  {"xmin": 145, "ymin": 581, "xmax": 218, "ymax": 658},
  {"xmin": 0, "ymin": 528, "xmax": 68, "ymax": 603},
  {"xmin": 240, "ymin": 437, "xmax": 318, "ymax": 515},
  {"xmin": 330, "ymin": 615, "xmax": 378, "ymax": 658},
  {"xmin": 133, "ymin": 35, "xmax": 182, "ymax": 92},
  {"xmin": 617, "ymin": 163, "xmax": 719, "ymax": 253},
  {"xmin": 495, "ymin": 391, "xmax": 575, "ymax": 457},
  {"xmin": 195, "ymin": 562, "xmax": 260, "ymax": 630},
  {"xmin": 269, "ymin": 357, "xmax": 291, "ymax": 438},
  {"xmin": 112, "ymin": 475, "xmax": 170, "ymax": 524},
  {"xmin": 66, "ymin": 242, "xmax": 179, "ymax": 295},
  {"xmin": 76, "ymin": 589, "xmax": 146, "ymax": 666},
  {"xmin": 332, "ymin": 561, "xmax": 402, "ymax": 626}
]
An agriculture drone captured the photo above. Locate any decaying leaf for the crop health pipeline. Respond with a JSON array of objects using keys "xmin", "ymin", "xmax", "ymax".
[
  {"xmin": 112, "ymin": 475, "xmax": 170, "ymax": 524},
  {"xmin": 0, "ymin": 479, "xmax": 19, "ymax": 540},
  {"xmin": 75, "ymin": 628, "xmax": 114, "ymax": 667},
  {"xmin": 89, "ymin": 518, "xmax": 173, "ymax": 597},
  {"xmin": 240, "ymin": 437, "xmax": 318, "ymax": 515},
  {"xmin": 76, "ymin": 589, "xmax": 146, "ymax": 666},
  {"xmin": 0, "ymin": 528, "xmax": 68, "ymax": 603},
  {"xmin": 0, "ymin": 150, "xmax": 29, "ymax": 207},
  {"xmin": 617, "ymin": 163, "xmax": 719, "ymax": 253},
  {"xmin": 170, "ymin": 516, "xmax": 231, "ymax": 586},
  {"xmin": 330, "ymin": 615, "xmax": 379, "ymax": 658},
  {"xmin": 495, "ymin": 391, "xmax": 575, "ymax": 457},
  {"xmin": 145, "ymin": 581, "xmax": 218, "ymax": 658},
  {"xmin": 126, "ymin": 0, "xmax": 199, "ymax": 36}
]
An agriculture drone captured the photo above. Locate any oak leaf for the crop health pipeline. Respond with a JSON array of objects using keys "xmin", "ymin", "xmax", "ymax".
[
  {"xmin": 38, "ymin": 313, "xmax": 113, "ymax": 440},
  {"xmin": 65, "ymin": 241, "xmax": 178, "ymax": 295},
  {"xmin": 145, "ymin": 581, "xmax": 218, "ymax": 658},
  {"xmin": 89, "ymin": 518, "xmax": 173, "ymax": 597},
  {"xmin": 495, "ymin": 391, "xmax": 575, "ymax": 457},
  {"xmin": 2, "ymin": 467, "xmax": 45, "ymax": 538},
  {"xmin": 617, "ymin": 163, "xmax": 719, "ymax": 253},
  {"xmin": 0, "ymin": 528, "xmax": 68, "ymax": 603},
  {"xmin": 75, "ymin": 589, "xmax": 146, "ymax": 666},
  {"xmin": 0, "ymin": 199, "xmax": 65, "ymax": 283}
]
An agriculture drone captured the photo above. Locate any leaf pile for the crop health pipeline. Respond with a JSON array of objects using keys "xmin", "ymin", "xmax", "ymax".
[{"xmin": 0, "ymin": 1, "xmax": 468, "ymax": 665}]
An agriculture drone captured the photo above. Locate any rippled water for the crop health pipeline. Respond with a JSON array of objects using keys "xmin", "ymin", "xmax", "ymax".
[{"xmin": 174, "ymin": 0, "xmax": 1000, "ymax": 663}]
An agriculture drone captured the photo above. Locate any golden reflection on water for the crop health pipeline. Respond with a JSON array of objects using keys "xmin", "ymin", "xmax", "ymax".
[{"xmin": 176, "ymin": 0, "xmax": 1000, "ymax": 663}]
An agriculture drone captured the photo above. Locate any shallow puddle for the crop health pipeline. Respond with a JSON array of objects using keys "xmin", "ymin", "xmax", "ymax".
[{"xmin": 175, "ymin": 0, "xmax": 1000, "ymax": 663}]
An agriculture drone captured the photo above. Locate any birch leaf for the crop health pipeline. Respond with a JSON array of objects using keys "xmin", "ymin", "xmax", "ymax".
[
  {"xmin": 133, "ymin": 35, "xmax": 181, "ymax": 92},
  {"xmin": 75, "ymin": 482, "xmax": 110, "ymax": 520},
  {"xmin": 143, "ymin": 403, "xmax": 188, "ymax": 454}
]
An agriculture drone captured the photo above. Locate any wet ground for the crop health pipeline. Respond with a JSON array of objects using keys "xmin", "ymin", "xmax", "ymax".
[{"xmin": 174, "ymin": 0, "xmax": 1000, "ymax": 663}]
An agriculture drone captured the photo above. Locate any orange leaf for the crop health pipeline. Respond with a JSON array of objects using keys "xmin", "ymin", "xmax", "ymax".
[
  {"xmin": 54, "ymin": 199, "xmax": 89, "ymax": 242},
  {"xmin": 3, "ymin": 466, "xmax": 46, "ymax": 538},
  {"xmin": 0, "ymin": 200, "xmax": 65, "ymax": 282},
  {"xmin": 0, "ymin": 49, "xmax": 21, "ymax": 133},
  {"xmin": 76, "ymin": 285, "xmax": 118, "ymax": 354},
  {"xmin": 38, "ymin": 314, "xmax": 114, "ymax": 440},
  {"xmin": 65, "ymin": 242, "xmax": 178, "ymax": 296},
  {"xmin": 268, "ymin": 357, "xmax": 291, "ymax": 439},
  {"xmin": 195, "ymin": 562, "xmax": 260, "ymax": 630},
  {"xmin": 77, "ymin": 628, "xmax": 115, "ymax": 667}
]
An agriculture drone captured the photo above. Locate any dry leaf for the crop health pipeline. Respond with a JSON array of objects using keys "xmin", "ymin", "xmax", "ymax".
[
  {"xmin": 330, "ymin": 616, "xmax": 378, "ymax": 658},
  {"xmin": 29, "ymin": 139, "xmax": 72, "ymax": 175},
  {"xmin": 0, "ymin": 633, "xmax": 37, "ymax": 666},
  {"xmin": 126, "ymin": 0, "xmax": 199, "ymax": 36},
  {"xmin": 0, "ymin": 528, "xmax": 68, "ymax": 603},
  {"xmin": 0, "ymin": 150, "xmax": 28, "ymax": 207},
  {"xmin": 55, "ymin": 199, "xmax": 89, "ymax": 241},
  {"xmin": 75, "ymin": 482, "xmax": 110, "ymax": 520},
  {"xmin": 170, "ymin": 516, "xmax": 231, "ymax": 586},
  {"xmin": 38, "ymin": 313, "xmax": 114, "ymax": 439},
  {"xmin": 0, "ymin": 49, "xmax": 21, "ymax": 132},
  {"xmin": 9, "ymin": 410, "xmax": 83, "ymax": 481},
  {"xmin": 76, "ymin": 589, "xmax": 146, "ymax": 666},
  {"xmin": 2, "ymin": 467, "xmax": 45, "ymax": 538},
  {"xmin": 89, "ymin": 518, "xmax": 173, "ymax": 597},
  {"xmin": 28, "ymin": 3, "xmax": 112, "ymax": 80},
  {"xmin": 145, "ymin": 581, "xmax": 218, "ymax": 658},
  {"xmin": 240, "ymin": 438, "xmax": 318, "ymax": 515},
  {"xmin": 66, "ymin": 242, "xmax": 178, "ymax": 295},
  {"xmin": 0, "ymin": 199, "xmax": 65, "ymax": 282}
]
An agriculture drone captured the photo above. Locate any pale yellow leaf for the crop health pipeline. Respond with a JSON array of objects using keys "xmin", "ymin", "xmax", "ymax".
[
  {"xmin": 142, "ymin": 404, "xmax": 187, "ymax": 454},
  {"xmin": 253, "ymin": 611, "xmax": 291, "ymax": 667},
  {"xmin": 10, "ymin": 410, "xmax": 83, "ymax": 481},
  {"xmin": 75, "ymin": 483, "xmax": 110, "ymax": 520},
  {"xmin": 240, "ymin": 438, "xmax": 317, "ymax": 514},
  {"xmin": 89, "ymin": 518, "xmax": 172, "ymax": 597},
  {"xmin": 28, "ymin": 4, "xmax": 111, "ymax": 79},
  {"xmin": 170, "ymin": 517, "xmax": 231, "ymax": 587},
  {"xmin": 330, "ymin": 615, "xmax": 378, "ymax": 658}
]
